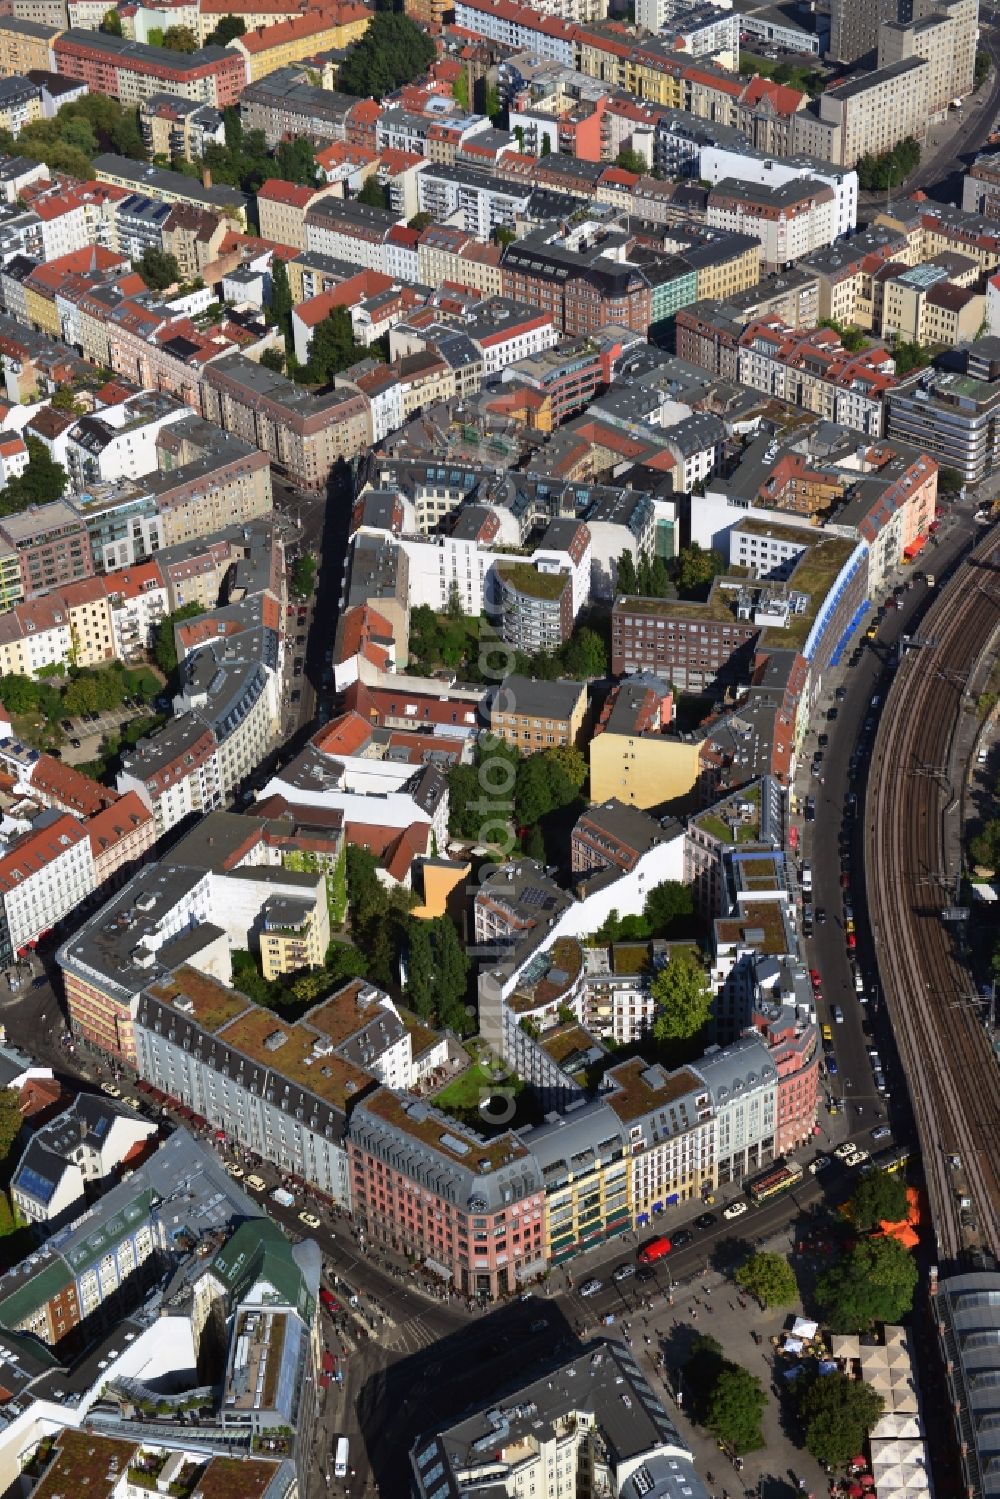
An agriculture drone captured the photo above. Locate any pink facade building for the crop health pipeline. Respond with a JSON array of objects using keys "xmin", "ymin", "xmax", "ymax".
[
  {"xmin": 347, "ymin": 1088, "xmax": 546, "ymax": 1300},
  {"xmin": 750, "ymin": 1006, "xmax": 820, "ymax": 1155}
]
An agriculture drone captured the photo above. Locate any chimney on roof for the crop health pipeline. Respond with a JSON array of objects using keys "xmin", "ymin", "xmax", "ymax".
[{"xmin": 202, "ymin": 166, "xmax": 213, "ymax": 191}]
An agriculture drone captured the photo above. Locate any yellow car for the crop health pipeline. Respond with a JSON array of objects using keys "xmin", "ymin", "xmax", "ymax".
[
  {"xmin": 245, "ymin": 1174, "xmax": 266, "ymax": 1192},
  {"xmin": 866, "ymin": 625, "xmax": 878, "ymax": 640},
  {"xmin": 821, "ymin": 1024, "xmax": 833, "ymax": 1044}
]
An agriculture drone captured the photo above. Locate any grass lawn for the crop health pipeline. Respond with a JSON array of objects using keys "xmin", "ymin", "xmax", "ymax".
[
  {"xmin": 434, "ymin": 1059, "xmax": 541, "ymax": 1134},
  {"xmin": 127, "ymin": 665, "xmax": 162, "ymax": 699}
]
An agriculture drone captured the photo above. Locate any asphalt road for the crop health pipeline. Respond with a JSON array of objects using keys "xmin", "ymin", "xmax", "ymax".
[{"xmin": 797, "ymin": 498, "xmax": 983, "ymax": 1146}]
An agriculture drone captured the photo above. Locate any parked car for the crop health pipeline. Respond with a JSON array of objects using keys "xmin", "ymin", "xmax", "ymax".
[
  {"xmin": 695, "ymin": 1212, "xmax": 716, "ymax": 1230},
  {"xmin": 672, "ymin": 1229, "xmax": 693, "ymax": 1249},
  {"xmin": 809, "ymin": 1156, "xmax": 831, "ymax": 1174},
  {"xmin": 871, "ymin": 1126, "xmax": 892, "ymax": 1141},
  {"xmin": 834, "ymin": 1142, "xmax": 856, "ymax": 1160},
  {"xmin": 580, "ymin": 1279, "xmax": 604, "ymax": 1296},
  {"xmin": 723, "ymin": 1201, "xmax": 748, "ymax": 1220},
  {"xmin": 833, "ymin": 1005, "xmax": 844, "ymax": 1023},
  {"xmin": 245, "ymin": 1174, "xmax": 266, "ymax": 1192},
  {"xmin": 299, "ymin": 1211, "xmax": 321, "ymax": 1229}
]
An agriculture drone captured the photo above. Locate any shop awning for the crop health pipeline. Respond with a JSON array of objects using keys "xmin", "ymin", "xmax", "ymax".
[
  {"xmin": 424, "ymin": 1257, "xmax": 452, "ymax": 1281},
  {"xmin": 903, "ymin": 534, "xmax": 927, "ymax": 560}
]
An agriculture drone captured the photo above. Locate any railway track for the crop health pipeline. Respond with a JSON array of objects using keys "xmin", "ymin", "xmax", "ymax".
[{"xmin": 867, "ymin": 531, "xmax": 1000, "ymax": 1266}]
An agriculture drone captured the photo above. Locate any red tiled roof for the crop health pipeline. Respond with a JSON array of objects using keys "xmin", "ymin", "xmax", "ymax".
[{"xmin": 257, "ymin": 178, "xmax": 320, "ymax": 209}]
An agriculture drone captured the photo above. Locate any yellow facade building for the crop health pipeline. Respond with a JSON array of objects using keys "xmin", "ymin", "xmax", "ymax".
[
  {"xmin": 590, "ymin": 728, "xmax": 701, "ymax": 809},
  {"xmin": 259, "ymin": 891, "xmax": 330, "ymax": 981},
  {"xmin": 232, "ymin": 4, "xmax": 371, "ymax": 83}
]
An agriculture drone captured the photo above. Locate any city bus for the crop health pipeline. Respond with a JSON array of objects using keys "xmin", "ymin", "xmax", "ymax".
[
  {"xmin": 746, "ymin": 1160, "xmax": 804, "ymax": 1206},
  {"xmin": 637, "ymin": 1235, "xmax": 672, "ymax": 1265},
  {"xmin": 879, "ymin": 1145, "xmax": 913, "ymax": 1176}
]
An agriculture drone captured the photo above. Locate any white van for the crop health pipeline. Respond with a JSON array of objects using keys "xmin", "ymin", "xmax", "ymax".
[
  {"xmin": 335, "ymin": 1437, "xmax": 349, "ymax": 1479},
  {"xmin": 801, "ymin": 862, "xmax": 813, "ymax": 894}
]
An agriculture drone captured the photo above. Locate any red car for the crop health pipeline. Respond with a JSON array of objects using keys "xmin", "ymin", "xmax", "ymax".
[
  {"xmin": 319, "ymin": 1288, "xmax": 342, "ymax": 1313},
  {"xmin": 846, "ymin": 933, "xmax": 857, "ymax": 951},
  {"xmin": 928, "ymin": 520, "xmax": 941, "ymax": 533},
  {"xmin": 809, "ymin": 968, "xmax": 822, "ymax": 990},
  {"xmin": 840, "ymin": 873, "xmax": 850, "ymax": 889}
]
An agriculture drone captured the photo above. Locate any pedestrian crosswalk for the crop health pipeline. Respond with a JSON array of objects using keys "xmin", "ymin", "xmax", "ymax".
[{"xmin": 381, "ymin": 1316, "xmax": 439, "ymax": 1354}]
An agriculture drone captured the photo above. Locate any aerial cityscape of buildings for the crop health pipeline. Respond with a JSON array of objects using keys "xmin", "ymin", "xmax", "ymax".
[{"xmin": 0, "ymin": 0, "xmax": 990, "ymax": 1495}]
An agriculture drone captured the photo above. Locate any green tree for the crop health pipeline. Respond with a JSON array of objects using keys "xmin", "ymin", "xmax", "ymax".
[
  {"xmin": 102, "ymin": 6, "xmax": 122, "ymax": 31},
  {"xmin": 0, "ymin": 675, "xmax": 39, "ymax": 715},
  {"xmin": 540, "ymin": 134, "xmax": 551, "ymax": 156},
  {"xmin": 357, "ymin": 174, "xmax": 389, "ymax": 209},
  {"xmin": 259, "ymin": 346, "xmax": 285, "ymax": 373},
  {"xmin": 542, "ymin": 744, "xmax": 587, "ymax": 801},
  {"xmin": 515, "ymin": 754, "xmax": 554, "ymax": 826},
  {"xmin": 675, "ymin": 541, "xmax": 723, "ymax": 598},
  {"xmin": 452, "ymin": 70, "xmax": 469, "ymax": 111},
  {"xmin": 207, "ymin": 13, "xmax": 245, "ymax": 44},
  {"xmin": 616, "ymin": 146, "xmax": 646, "ymax": 173},
  {"xmin": 817, "ymin": 1236, "xmax": 919, "ymax": 1332},
  {"xmin": 0, "ymin": 437, "xmax": 67, "ymax": 517},
  {"xmin": 270, "ymin": 256, "xmax": 293, "ymax": 351},
  {"xmin": 735, "ymin": 1252, "xmax": 799, "ymax": 1309},
  {"xmin": 446, "ymin": 579, "xmax": 464, "ymax": 620},
  {"xmin": 161, "ymin": 24, "xmax": 197, "ymax": 50},
  {"xmin": 707, "ymin": 1365, "xmax": 768, "ymax": 1454},
  {"xmin": 152, "ymin": 602, "xmax": 205, "ymax": 676},
  {"xmin": 274, "ymin": 137, "xmax": 318, "ymax": 187},
  {"xmin": 433, "ymin": 915, "xmax": 470, "ymax": 1030},
  {"xmin": 525, "ymin": 824, "xmax": 546, "ymax": 861},
  {"xmin": 560, "ymin": 626, "xmax": 607, "ymax": 679},
  {"xmin": 0, "ymin": 1091, "xmax": 23, "ymax": 1166},
  {"xmin": 290, "ymin": 555, "xmax": 316, "ymax": 598},
  {"xmin": 338, "ymin": 12, "xmax": 437, "ymax": 97},
  {"xmin": 938, "ymin": 467, "xmax": 964, "ymax": 496},
  {"xmin": 484, "ymin": 82, "xmax": 501, "ymax": 123},
  {"xmin": 892, "ymin": 339, "xmax": 930, "ymax": 376},
  {"xmin": 406, "ymin": 920, "xmax": 435, "ymax": 1018},
  {"xmin": 139, "ymin": 247, "xmax": 180, "ymax": 291},
  {"xmin": 616, "ymin": 548, "xmax": 637, "ymax": 595},
  {"xmin": 302, "ymin": 307, "xmax": 362, "ymax": 383},
  {"xmin": 650, "ymin": 948, "xmax": 711, "ymax": 1043},
  {"xmin": 643, "ymin": 880, "xmax": 695, "ymax": 937},
  {"xmin": 848, "ymin": 1169, "xmax": 908, "ymax": 1231},
  {"xmin": 976, "ymin": 45, "xmax": 992, "ymax": 88},
  {"xmin": 409, "ymin": 210, "xmax": 433, "ymax": 231},
  {"xmin": 797, "ymin": 1374, "xmax": 884, "ymax": 1469},
  {"xmin": 856, "ymin": 137, "xmax": 920, "ymax": 191}
]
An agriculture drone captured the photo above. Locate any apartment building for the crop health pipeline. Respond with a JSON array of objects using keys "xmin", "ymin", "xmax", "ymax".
[
  {"xmin": 239, "ymin": 67, "xmax": 356, "ymax": 148},
  {"xmin": 880, "ymin": 260, "xmax": 984, "ymax": 347},
  {"xmin": 232, "ymin": 5, "xmax": 371, "ymax": 83},
  {"xmin": 134, "ymin": 970, "xmax": 409, "ymax": 1208},
  {"xmin": 0, "ymin": 18, "xmax": 60, "ymax": 77},
  {"xmin": 412, "ymin": 1343, "xmax": 703, "ymax": 1499},
  {"xmin": 417, "ymin": 163, "xmax": 532, "ymax": 241},
  {"xmin": 257, "ymin": 177, "xmax": 334, "ymax": 251},
  {"xmin": 11, "ymin": 1092, "xmax": 156, "ymax": 1229},
  {"xmin": 487, "ymin": 674, "xmax": 588, "ymax": 750},
  {"xmin": 604, "ymin": 1056, "xmax": 716, "ymax": 1220},
  {"xmin": 0, "ymin": 810, "xmax": 95, "ymax": 968},
  {"xmin": 529, "ymin": 1101, "xmax": 630, "ymax": 1265},
  {"xmin": 878, "ymin": 0, "xmax": 977, "ymax": 120},
  {"xmin": 202, "ymin": 353, "xmax": 370, "ymax": 490},
  {"xmin": 611, "ymin": 589, "xmax": 759, "ymax": 691},
  {"xmin": 0, "ymin": 500, "xmax": 93, "ymax": 596},
  {"xmin": 349, "ymin": 1089, "xmax": 546, "ymax": 1299},
  {"xmin": 737, "ymin": 317, "xmax": 896, "ymax": 435},
  {"xmin": 570, "ymin": 798, "xmax": 674, "ymax": 877},
  {"xmin": 886, "ymin": 369, "xmax": 1000, "ymax": 482},
  {"xmin": 792, "ymin": 57, "xmax": 927, "ymax": 167},
  {"xmin": 53, "ymin": 29, "xmax": 247, "ymax": 109},
  {"xmin": 92, "ymin": 152, "xmax": 248, "ymax": 223},
  {"xmin": 139, "ymin": 93, "xmax": 225, "ymax": 163},
  {"xmin": 501, "ymin": 223, "xmax": 652, "ymax": 335},
  {"xmin": 707, "ymin": 177, "xmax": 837, "ymax": 272},
  {"xmin": 829, "ymin": 0, "xmax": 899, "ymax": 63}
]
